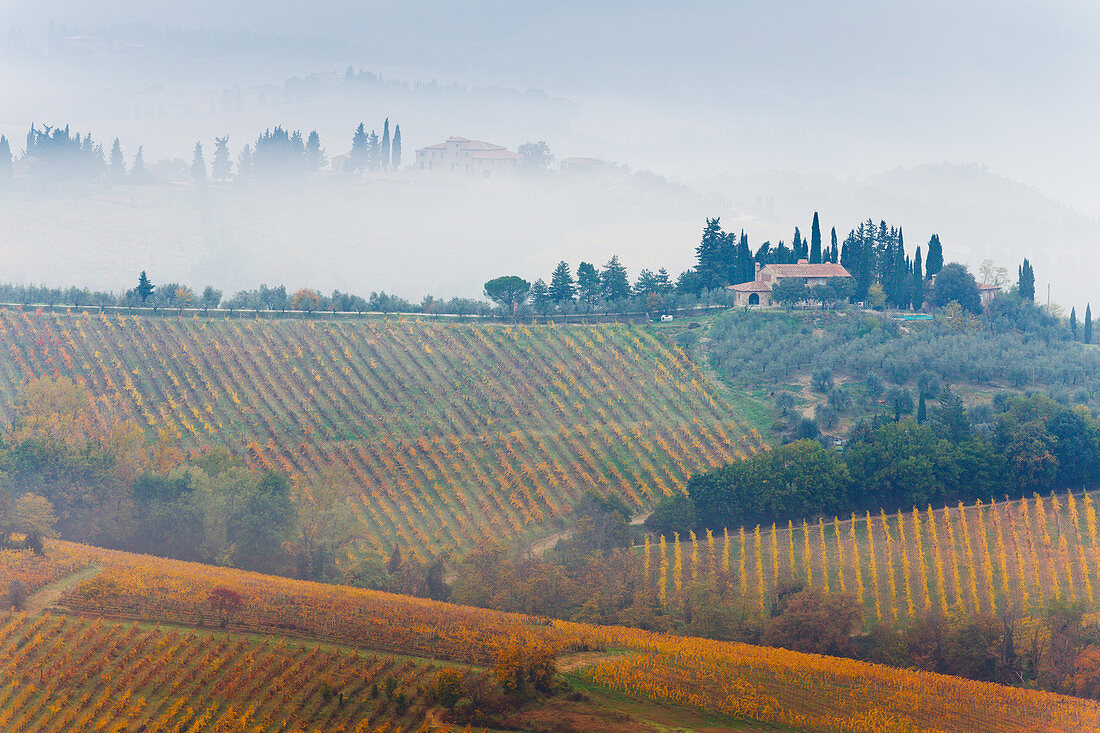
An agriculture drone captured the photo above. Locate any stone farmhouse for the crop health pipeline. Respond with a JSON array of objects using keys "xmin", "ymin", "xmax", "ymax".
[
  {"xmin": 730, "ymin": 260, "xmax": 852, "ymax": 306},
  {"xmin": 414, "ymin": 136, "xmax": 523, "ymax": 177}
]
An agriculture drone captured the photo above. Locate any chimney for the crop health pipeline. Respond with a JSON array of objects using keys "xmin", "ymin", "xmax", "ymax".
[
  {"xmin": 797, "ymin": 258, "xmax": 809, "ymax": 265},
  {"xmin": 754, "ymin": 262, "xmax": 762, "ymax": 279}
]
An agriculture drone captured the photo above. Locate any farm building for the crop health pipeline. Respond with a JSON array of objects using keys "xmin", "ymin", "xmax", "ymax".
[{"xmin": 730, "ymin": 260, "xmax": 852, "ymax": 306}]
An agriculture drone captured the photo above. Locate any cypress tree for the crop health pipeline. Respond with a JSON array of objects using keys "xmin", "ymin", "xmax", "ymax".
[
  {"xmin": 733, "ymin": 231, "xmax": 754, "ymax": 284},
  {"xmin": 792, "ymin": 227, "xmax": 805, "ymax": 260},
  {"xmin": 391, "ymin": 124, "xmax": 402, "ymax": 169},
  {"xmin": 380, "ymin": 118, "xmax": 391, "ymax": 170},
  {"xmin": 0, "ymin": 135, "xmax": 10, "ymax": 183},
  {"xmin": 917, "ymin": 392, "xmax": 927, "ymax": 424},
  {"xmin": 911, "ymin": 246, "xmax": 924, "ymax": 309},
  {"xmin": 810, "ymin": 212, "xmax": 822, "ymax": 263},
  {"xmin": 830, "ymin": 227, "xmax": 838, "ymax": 264},
  {"xmin": 1086, "ymin": 304, "xmax": 1093, "ymax": 345},
  {"xmin": 925, "ymin": 234, "xmax": 943, "ymax": 279},
  {"xmin": 1018, "ymin": 259, "xmax": 1035, "ymax": 301},
  {"xmin": 1070, "ymin": 307, "xmax": 1078, "ymax": 340}
]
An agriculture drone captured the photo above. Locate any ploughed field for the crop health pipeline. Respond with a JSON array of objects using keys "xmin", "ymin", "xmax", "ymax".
[
  {"xmin": 0, "ymin": 309, "xmax": 761, "ymax": 558},
  {"xmin": 3, "ymin": 541, "xmax": 1098, "ymax": 733}
]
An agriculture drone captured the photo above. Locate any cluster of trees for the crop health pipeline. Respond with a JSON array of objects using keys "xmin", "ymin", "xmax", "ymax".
[
  {"xmin": 480, "ymin": 212, "xmax": 960, "ymax": 319},
  {"xmin": 647, "ymin": 392, "xmax": 1098, "ymax": 536},
  {"xmin": 679, "ymin": 214, "xmax": 946, "ymax": 308},
  {"xmin": 1, "ymin": 119, "xmax": 402, "ymax": 184},
  {"xmin": 191, "ymin": 118, "xmax": 400, "ymax": 182},
  {"xmin": 0, "ymin": 125, "xmax": 147, "ymax": 183},
  {"xmin": 0, "ymin": 273, "xmax": 493, "ymax": 318},
  {"xmin": 712, "ymin": 291, "xmax": 1100, "ymax": 422},
  {"xmin": 0, "ymin": 375, "xmax": 449, "ymax": 593}
]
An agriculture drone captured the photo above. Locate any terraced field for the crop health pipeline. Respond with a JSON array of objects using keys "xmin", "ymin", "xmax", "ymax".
[{"xmin": 0, "ymin": 308, "xmax": 761, "ymax": 558}]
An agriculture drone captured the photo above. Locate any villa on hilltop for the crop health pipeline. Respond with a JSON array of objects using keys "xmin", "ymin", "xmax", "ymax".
[
  {"xmin": 730, "ymin": 260, "xmax": 852, "ymax": 306},
  {"xmin": 415, "ymin": 136, "xmax": 523, "ymax": 177}
]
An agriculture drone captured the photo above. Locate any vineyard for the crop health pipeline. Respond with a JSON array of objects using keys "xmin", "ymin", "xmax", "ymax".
[
  {"xmin": 567, "ymin": 627, "xmax": 1098, "ymax": 733},
  {"xmin": 43, "ymin": 542, "xmax": 582, "ymax": 665},
  {"xmin": 0, "ymin": 612, "xmax": 465, "ymax": 732},
  {"xmin": 646, "ymin": 491, "xmax": 1100, "ymax": 623},
  {"xmin": 5, "ymin": 541, "xmax": 1099, "ymax": 732},
  {"xmin": 0, "ymin": 308, "xmax": 760, "ymax": 558}
]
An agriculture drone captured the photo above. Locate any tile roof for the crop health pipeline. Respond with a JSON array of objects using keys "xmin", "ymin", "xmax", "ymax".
[
  {"xmin": 471, "ymin": 149, "xmax": 523, "ymax": 160},
  {"xmin": 731, "ymin": 280, "xmax": 773, "ymax": 292},
  {"xmin": 764, "ymin": 263, "xmax": 851, "ymax": 278}
]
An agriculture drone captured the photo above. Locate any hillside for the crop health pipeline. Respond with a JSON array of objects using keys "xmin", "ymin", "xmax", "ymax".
[
  {"xmin": 648, "ymin": 491, "xmax": 1100, "ymax": 625},
  {"xmin": 3, "ymin": 541, "xmax": 1097, "ymax": 732},
  {"xmin": 0, "ymin": 308, "xmax": 760, "ymax": 558}
]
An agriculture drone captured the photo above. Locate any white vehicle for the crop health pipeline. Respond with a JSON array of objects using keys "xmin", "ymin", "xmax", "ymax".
[{"xmin": 660, "ymin": 314, "xmax": 674, "ymax": 323}]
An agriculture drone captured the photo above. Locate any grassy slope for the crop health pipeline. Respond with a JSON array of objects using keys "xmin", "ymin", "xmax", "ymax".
[
  {"xmin": 4, "ymin": 541, "xmax": 1097, "ymax": 733},
  {"xmin": 0, "ymin": 309, "xmax": 763, "ymax": 558}
]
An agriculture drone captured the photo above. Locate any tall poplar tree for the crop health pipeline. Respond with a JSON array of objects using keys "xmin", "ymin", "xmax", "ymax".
[{"xmin": 810, "ymin": 212, "xmax": 822, "ymax": 263}]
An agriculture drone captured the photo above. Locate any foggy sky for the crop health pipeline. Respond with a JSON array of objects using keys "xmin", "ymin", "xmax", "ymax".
[{"xmin": 1, "ymin": 1, "xmax": 1097, "ymax": 306}]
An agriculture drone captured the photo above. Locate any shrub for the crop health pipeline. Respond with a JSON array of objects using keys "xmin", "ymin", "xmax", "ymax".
[
  {"xmin": 5, "ymin": 580, "xmax": 27, "ymax": 610},
  {"xmin": 431, "ymin": 668, "xmax": 466, "ymax": 707},
  {"xmin": 763, "ymin": 588, "xmax": 862, "ymax": 657}
]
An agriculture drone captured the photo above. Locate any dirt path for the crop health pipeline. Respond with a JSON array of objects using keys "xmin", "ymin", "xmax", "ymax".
[
  {"xmin": 23, "ymin": 565, "xmax": 102, "ymax": 614},
  {"xmin": 557, "ymin": 651, "xmax": 628, "ymax": 672},
  {"xmin": 527, "ymin": 512, "xmax": 652, "ymax": 556}
]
